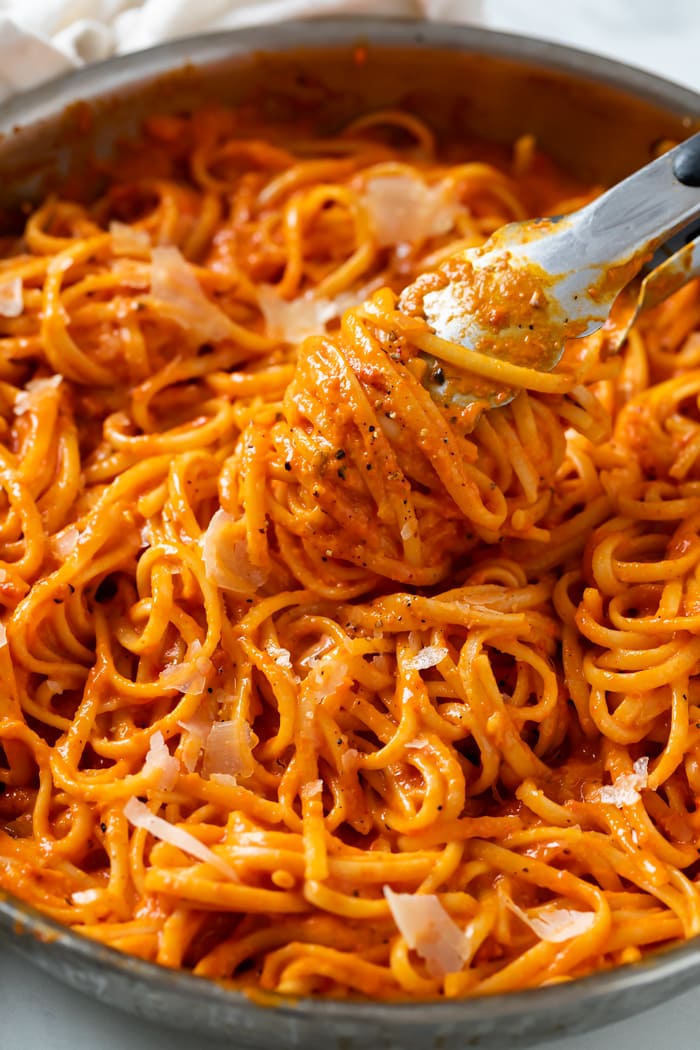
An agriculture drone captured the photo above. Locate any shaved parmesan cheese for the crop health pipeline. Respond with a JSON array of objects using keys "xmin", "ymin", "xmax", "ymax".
[
  {"xmin": 177, "ymin": 701, "xmax": 215, "ymax": 773},
  {"xmin": 384, "ymin": 886, "xmax": 468, "ymax": 978},
  {"xmin": 258, "ymin": 280, "xmax": 382, "ymax": 344},
  {"xmin": 299, "ymin": 634, "xmax": 334, "ymax": 672},
  {"xmin": 202, "ymin": 719, "xmax": 255, "ymax": 780},
  {"xmin": 406, "ymin": 646, "xmax": 448, "ymax": 671},
  {"xmin": 505, "ymin": 897, "xmax": 596, "ymax": 943},
  {"xmin": 378, "ymin": 414, "xmax": 401, "ymax": 444},
  {"xmin": 634, "ymin": 756, "xmax": 649, "ymax": 779},
  {"xmin": 159, "ymin": 639, "xmax": 212, "ymax": 695},
  {"xmin": 400, "ymin": 522, "xmax": 417, "ymax": 541},
  {"xmin": 71, "ymin": 888, "xmax": 100, "ymax": 905},
  {"xmin": 267, "ymin": 642, "xmax": 293, "ymax": 669},
  {"xmin": 0, "ymin": 276, "xmax": 23, "ymax": 318},
  {"xmin": 258, "ymin": 287, "xmax": 339, "ymax": 343},
  {"xmin": 363, "ymin": 175, "xmax": 458, "ymax": 248},
  {"xmin": 52, "ymin": 526, "xmax": 80, "ymax": 560},
  {"xmin": 201, "ymin": 509, "xmax": 268, "ymax": 594},
  {"xmin": 306, "ymin": 655, "xmax": 349, "ymax": 702},
  {"xmin": 150, "ymin": 246, "xmax": 233, "ymax": 345},
  {"xmin": 301, "ymin": 778, "xmax": 323, "ymax": 802},
  {"xmin": 14, "ymin": 375, "xmax": 62, "ymax": 416},
  {"xmin": 0, "ymin": 623, "xmax": 6, "ymax": 649},
  {"xmin": 111, "ymin": 258, "xmax": 150, "ymax": 288},
  {"xmin": 341, "ymin": 748, "xmax": 360, "ymax": 773},
  {"xmin": 124, "ymin": 797, "xmax": 238, "ymax": 881},
  {"xmin": 142, "ymin": 730, "xmax": 180, "ymax": 790},
  {"xmin": 593, "ymin": 757, "xmax": 649, "ymax": 808},
  {"xmin": 372, "ymin": 653, "xmax": 392, "ymax": 676},
  {"xmin": 109, "ymin": 221, "xmax": 150, "ymax": 254},
  {"xmin": 210, "ymin": 773, "xmax": 239, "ymax": 788},
  {"xmin": 46, "ymin": 678, "xmax": 64, "ymax": 696}
]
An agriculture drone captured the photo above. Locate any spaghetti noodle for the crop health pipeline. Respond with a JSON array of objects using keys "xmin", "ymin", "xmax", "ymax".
[{"xmin": 1, "ymin": 105, "xmax": 700, "ymax": 1000}]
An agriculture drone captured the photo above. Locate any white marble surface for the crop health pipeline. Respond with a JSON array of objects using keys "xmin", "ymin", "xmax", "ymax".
[{"xmin": 2, "ymin": 3, "xmax": 700, "ymax": 1049}]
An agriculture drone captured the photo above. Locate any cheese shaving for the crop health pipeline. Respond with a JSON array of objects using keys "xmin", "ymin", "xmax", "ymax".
[
  {"xmin": 0, "ymin": 623, "xmax": 6, "ymax": 649},
  {"xmin": 258, "ymin": 287, "xmax": 340, "ymax": 343},
  {"xmin": 177, "ymin": 701, "xmax": 215, "ymax": 773},
  {"xmin": 150, "ymin": 245, "xmax": 233, "ymax": 345},
  {"xmin": 406, "ymin": 646, "xmax": 448, "ymax": 671},
  {"xmin": 383, "ymin": 886, "xmax": 468, "ymax": 978},
  {"xmin": 109, "ymin": 221, "xmax": 150, "ymax": 254},
  {"xmin": 159, "ymin": 639, "xmax": 212, "ymax": 695},
  {"xmin": 71, "ymin": 889, "xmax": 101, "ymax": 905},
  {"xmin": 124, "ymin": 797, "xmax": 238, "ymax": 881},
  {"xmin": 341, "ymin": 748, "xmax": 360, "ymax": 772},
  {"xmin": 142, "ymin": 730, "xmax": 180, "ymax": 790},
  {"xmin": 306, "ymin": 655, "xmax": 349, "ymax": 702},
  {"xmin": 0, "ymin": 276, "xmax": 23, "ymax": 318},
  {"xmin": 258, "ymin": 281, "xmax": 382, "ymax": 344},
  {"xmin": 593, "ymin": 757, "xmax": 649, "ymax": 807},
  {"xmin": 201, "ymin": 509, "xmax": 269, "ymax": 594},
  {"xmin": 301, "ymin": 778, "xmax": 323, "ymax": 802},
  {"xmin": 111, "ymin": 258, "xmax": 150, "ymax": 288},
  {"xmin": 202, "ymin": 719, "xmax": 255, "ymax": 780},
  {"xmin": 14, "ymin": 375, "xmax": 62, "ymax": 416},
  {"xmin": 362, "ymin": 175, "xmax": 459, "ymax": 247},
  {"xmin": 505, "ymin": 897, "xmax": 596, "ymax": 943},
  {"xmin": 267, "ymin": 642, "xmax": 293, "ymax": 669},
  {"xmin": 52, "ymin": 526, "xmax": 80, "ymax": 560}
]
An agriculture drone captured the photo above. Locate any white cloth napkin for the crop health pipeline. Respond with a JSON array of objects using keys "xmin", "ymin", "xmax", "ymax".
[
  {"xmin": 0, "ymin": 1, "xmax": 466, "ymax": 103},
  {"xmin": 0, "ymin": 0, "xmax": 698, "ymax": 106}
]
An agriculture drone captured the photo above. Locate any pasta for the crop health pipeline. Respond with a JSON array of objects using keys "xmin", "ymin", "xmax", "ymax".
[{"xmin": 1, "ymin": 102, "xmax": 700, "ymax": 1001}]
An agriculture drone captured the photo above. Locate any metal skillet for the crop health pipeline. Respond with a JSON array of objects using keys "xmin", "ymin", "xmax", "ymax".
[{"xmin": 1, "ymin": 18, "xmax": 700, "ymax": 1050}]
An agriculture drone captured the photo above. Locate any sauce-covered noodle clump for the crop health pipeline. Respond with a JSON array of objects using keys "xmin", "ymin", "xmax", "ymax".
[{"xmin": 1, "ymin": 107, "xmax": 700, "ymax": 999}]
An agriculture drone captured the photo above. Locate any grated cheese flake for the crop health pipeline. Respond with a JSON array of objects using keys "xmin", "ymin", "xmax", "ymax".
[
  {"xmin": 301, "ymin": 778, "xmax": 323, "ymax": 802},
  {"xmin": 0, "ymin": 276, "xmax": 23, "ymax": 318},
  {"xmin": 14, "ymin": 375, "xmax": 62, "ymax": 416},
  {"xmin": 142, "ymin": 729, "xmax": 180, "ymax": 790},
  {"xmin": 150, "ymin": 245, "xmax": 233, "ymax": 345},
  {"xmin": 258, "ymin": 287, "xmax": 339, "ymax": 343},
  {"xmin": 384, "ymin": 886, "xmax": 469, "ymax": 978},
  {"xmin": 406, "ymin": 646, "xmax": 448, "ymax": 671},
  {"xmin": 159, "ymin": 639, "xmax": 212, "ymax": 696},
  {"xmin": 71, "ymin": 889, "xmax": 101, "ymax": 905},
  {"xmin": 109, "ymin": 221, "xmax": 150, "ymax": 254},
  {"xmin": 52, "ymin": 526, "xmax": 80, "ymax": 560},
  {"xmin": 363, "ymin": 174, "xmax": 459, "ymax": 248},
  {"xmin": 201, "ymin": 509, "xmax": 269, "ymax": 595},
  {"xmin": 594, "ymin": 756, "xmax": 649, "ymax": 808},
  {"xmin": 177, "ymin": 700, "xmax": 216, "ymax": 773},
  {"xmin": 267, "ymin": 642, "xmax": 293, "ymax": 669},
  {"xmin": 505, "ymin": 897, "xmax": 596, "ymax": 943},
  {"xmin": 124, "ymin": 797, "xmax": 238, "ymax": 881},
  {"xmin": 258, "ymin": 280, "xmax": 382, "ymax": 344},
  {"xmin": 202, "ymin": 719, "xmax": 255, "ymax": 781},
  {"xmin": 111, "ymin": 257, "xmax": 150, "ymax": 288}
]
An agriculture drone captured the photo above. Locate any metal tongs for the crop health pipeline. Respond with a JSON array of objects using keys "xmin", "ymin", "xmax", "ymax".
[{"xmin": 415, "ymin": 132, "xmax": 700, "ymax": 407}]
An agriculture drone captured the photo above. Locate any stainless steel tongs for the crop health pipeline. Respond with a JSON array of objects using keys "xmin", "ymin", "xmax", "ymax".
[{"xmin": 413, "ymin": 132, "xmax": 700, "ymax": 406}]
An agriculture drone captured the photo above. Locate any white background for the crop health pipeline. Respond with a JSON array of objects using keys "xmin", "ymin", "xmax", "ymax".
[{"xmin": 2, "ymin": 1, "xmax": 700, "ymax": 1048}]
